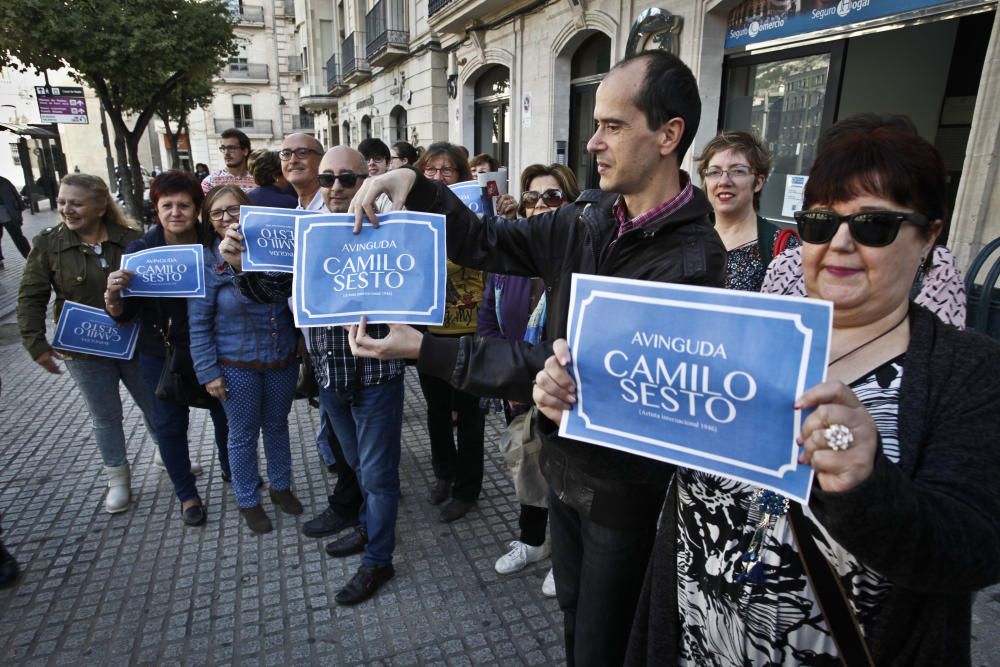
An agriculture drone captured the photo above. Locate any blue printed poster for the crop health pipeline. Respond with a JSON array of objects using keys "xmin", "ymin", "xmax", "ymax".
[
  {"xmin": 240, "ymin": 205, "xmax": 322, "ymax": 272},
  {"xmin": 52, "ymin": 301, "xmax": 140, "ymax": 360},
  {"xmin": 560, "ymin": 275, "xmax": 832, "ymax": 503},
  {"xmin": 292, "ymin": 211, "xmax": 446, "ymax": 327},
  {"xmin": 449, "ymin": 181, "xmax": 485, "ymax": 216},
  {"xmin": 120, "ymin": 244, "xmax": 205, "ymax": 298}
]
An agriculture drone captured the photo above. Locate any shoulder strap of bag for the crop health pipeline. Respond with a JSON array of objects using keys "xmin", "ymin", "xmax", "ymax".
[{"xmin": 788, "ymin": 503, "xmax": 875, "ymax": 666}]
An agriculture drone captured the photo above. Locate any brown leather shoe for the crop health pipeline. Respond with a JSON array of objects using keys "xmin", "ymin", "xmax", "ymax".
[
  {"xmin": 240, "ymin": 505, "xmax": 273, "ymax": 534},
  {"xmin": 269, "ymin": 487, "xmax": 303, "ymax": 515}
]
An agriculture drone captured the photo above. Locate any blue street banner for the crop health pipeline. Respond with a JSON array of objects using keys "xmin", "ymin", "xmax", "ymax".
[
  {"xmin": 52, "ymin": 301, "xmax": 140, "ymax": 360},
  {"xmin": 240, "ymin": 205, "xmax": 322, "ymax": 272},
  {"xmin": 560, "ymin": 275, "xmax": 832, "ymax": 503},
  {"xmin": 120, "ymin": 244, "xmax": 205, "ymax": 298},
  {"xmin": 449, "ymin": 180, "xmax": 486, "ymax": 216},
  {"xmin": 725, "ymin": 0, "xmax": 957, "ymax": 48},
  {"xmin": 292, "ymin": 211, "xmax": 446, "ymax": 327}
]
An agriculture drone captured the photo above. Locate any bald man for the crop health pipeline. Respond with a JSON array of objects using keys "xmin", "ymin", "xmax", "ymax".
[
  {"xmin": 224, "ymin": 145, "xmax": 404, "ymax": 606},
  {"xmin": 279, "ymin": 133, "xmax": 326, "ymax": 210}
]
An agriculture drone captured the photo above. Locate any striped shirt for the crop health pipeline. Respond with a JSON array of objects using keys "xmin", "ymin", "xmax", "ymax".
[{"xmin": 201, "ymin": 169, "xmax": 256, "ymax": 194}]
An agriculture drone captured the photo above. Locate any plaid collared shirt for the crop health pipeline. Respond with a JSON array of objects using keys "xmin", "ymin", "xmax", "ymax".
[
  {"xmin": 234, "ymin": 271, "xmax": 404, "ymax": 392},
  {"xmin": 608, "ymin": 171, "xmax": 694, "ymax": 251}
]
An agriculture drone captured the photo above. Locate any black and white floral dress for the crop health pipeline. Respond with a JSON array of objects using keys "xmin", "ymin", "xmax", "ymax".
[{"xmin": 676, "ymin": 357, "xmax": 904, "ymax": 665}]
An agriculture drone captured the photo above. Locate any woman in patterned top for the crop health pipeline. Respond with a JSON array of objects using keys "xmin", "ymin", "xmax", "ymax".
[
  {"xmin": 618, "ymin": 116, "xmax": 1000, "ymax": 665},
  {"xmin": 697, "ymin": 131, "xmax": 798, "ymax": 292}
]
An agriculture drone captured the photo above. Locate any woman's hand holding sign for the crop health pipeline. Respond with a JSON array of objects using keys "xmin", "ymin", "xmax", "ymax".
[
  {"xmin": 350, "ymin": 169, "xmax": 417, "ymax": 233},
  {"xmin": 795, "ymin": 380, "xmax": 878, "ymax": 493},
  {"xmin": 533, "ymin": 339, "xmax": 576, "ymax": 424},
  {"xmin": 219, "ymin": 225, "xmax": 244, "ymax": 271}
]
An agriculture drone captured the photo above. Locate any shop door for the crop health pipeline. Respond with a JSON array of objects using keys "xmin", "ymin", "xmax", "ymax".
[{"xmin": 722, "ymin": 43, "xmax": 843, "ymax": 223}]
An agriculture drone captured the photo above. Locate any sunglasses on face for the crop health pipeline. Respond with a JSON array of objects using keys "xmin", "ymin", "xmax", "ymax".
[
  {"xmin": 208, "ymin": 205, "xmax": 241, "ymax": 221},
  {"xmin": 521, "ymin": 189, "xmax": 566, "ymax": 209},
  {"xmin": 278, "ymin": 147, "xmax": 323, "ymax": 161},
  {"xmin": 793, "ymin": 209, "xmax": 930, "ymax": 247},
  {"xmin": 317, "ymin": 172, "xmax": 367, "ymax": 188}
]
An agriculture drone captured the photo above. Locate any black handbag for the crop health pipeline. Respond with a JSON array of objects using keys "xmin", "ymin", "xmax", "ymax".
[{"xmin": 154, "ymin": 315, "xmax": 217, "ymax": 409}]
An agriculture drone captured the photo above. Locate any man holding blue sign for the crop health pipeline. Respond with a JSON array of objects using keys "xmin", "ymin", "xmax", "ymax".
[
  {"xmin": 349, "ymin": 51, "xmax": 726, "ymax": 665},
  {"xmin": 220, "ymin": 146, "xmax": 405, "ymax": 607}
]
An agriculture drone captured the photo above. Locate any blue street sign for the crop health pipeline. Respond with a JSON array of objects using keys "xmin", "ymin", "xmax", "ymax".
[
  {"xmin": 52, "ymin": 301, "xmax": 140, "ymax": 360},
  {"xmin": 560, "ymin": 275, "xmax": 832, "ymax": 503},
  {"xmin": 292, "ymin": 211, "xmax": 447, "ymax": 327},
  {"xmin": 121, "ymin": 244, "xmax": 205, "ymax": 297},
  {"xmin": 240, "ymin": 205, "xmax": 322, "ymax": 272}
]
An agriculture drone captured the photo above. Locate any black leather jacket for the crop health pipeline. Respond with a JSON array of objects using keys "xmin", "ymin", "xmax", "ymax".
[{"xmin": 407, "ymin": 174, "xmax": 727, "ymax": 529}]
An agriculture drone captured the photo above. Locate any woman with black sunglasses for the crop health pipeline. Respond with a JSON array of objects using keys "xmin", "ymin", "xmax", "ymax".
[
  {"xmin": 624, "ymin": 115, "xmax": 1000, "ymax": 665},
  {"xmin": 480, "ymin": 163, "xmax": 580, "ymax": 597}
]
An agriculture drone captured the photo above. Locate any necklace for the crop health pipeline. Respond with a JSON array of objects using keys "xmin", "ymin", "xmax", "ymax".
[{"xmin": 828, "ymin": 310, "xmax": 909, "ymax": 367}]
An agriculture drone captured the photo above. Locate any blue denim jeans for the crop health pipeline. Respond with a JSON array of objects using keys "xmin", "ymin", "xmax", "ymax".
[
  {"xmin": 219, "ymin": 364, "xmax": 297, "ymax": 508},
  {"xmin": 138, "ymin": 353, "xmax": 229, "ymax": 502},
  {"xmin": 320, "ymin": 376, "xmax": 404, "ymax": 568},
  {"xmin": 64, "ymin": 355, "xmax": 158, "ymax": 468}
]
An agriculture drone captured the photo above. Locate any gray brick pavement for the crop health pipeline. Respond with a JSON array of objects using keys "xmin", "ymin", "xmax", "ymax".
[{"xmin": 0, "ymin": 206, "xmax": 997, "ymax": 665}]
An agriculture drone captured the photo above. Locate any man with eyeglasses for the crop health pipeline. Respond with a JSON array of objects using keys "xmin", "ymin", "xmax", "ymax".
[
  {"xmin": 347, "ymin": 51, "xmax": 727, "ymax": 665},
  {"xmin": 358, "ymin": 138, "xmax": 391, "ymax": 178},
  {"xmin": 219, "ymin": 146, "xmax": 405, "ymax": 606},
  {"xmin": 201, "ymin": 128, "xmax": 255, "ymax": 194},
  {"xmin": 277, "ymin": 133, "xmax": 327, "ymax": 211}
]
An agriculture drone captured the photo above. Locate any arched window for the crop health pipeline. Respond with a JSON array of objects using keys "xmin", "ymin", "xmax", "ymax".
[
  {"xmin": 474, "ymin": 65, "xmax": 510, "ymax": 166},
  {"xmin": 361, "ymin": 115, "xmax": 372, "ymax": 141},
  {"xmin": 342, "ymin": 120, "xmax": 351, "ymax": 147},
  {"xmin": 389, "ymin": 105, "xmax": 407, "ymax": 143},
  {"xmin": 569, "ymin": 34, "xmax": 611, "ymax": 190}
]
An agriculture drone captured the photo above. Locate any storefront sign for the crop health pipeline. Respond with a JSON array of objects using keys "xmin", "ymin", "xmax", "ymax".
[
  {"xmin": 121, "ymin": 244, "xmax": 206, "ymax": 297},
  {"xmin": 34, "ymin": 85, "xmax": 88, "ymax": 124},
  {"xmin": 292, "ymin": 211, "xmax": 446, "ymax": 327},
  {"xmin": 726, "ymin": 0, "xmax": 957, "ymax": 48},
  {"xmin": 52, "ymin": 301, "xmax": 140, "ymax": 359},
  {"xmin": 240, "ymin": 206, "xmax": 321, "ymax": 272},
  {"xmin": 560, "ymin": 275, "xmax": 831, "ymax": 503}
]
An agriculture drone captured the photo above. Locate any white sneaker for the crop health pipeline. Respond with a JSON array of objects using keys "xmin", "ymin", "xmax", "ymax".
[
  {"xmin": 542, "ymin": 568, "xmax": 556, "ymax": 597},
  {"xmin": 494, "ymin": 540, "xmax": 551, "ymax": 574},
  {"xmin": 154, "ymin": 448, "xmax": 203, "ymax": 476}
]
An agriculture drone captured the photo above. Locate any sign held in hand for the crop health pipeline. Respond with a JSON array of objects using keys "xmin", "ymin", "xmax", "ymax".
[{"xmin": 560, "ymin": 275, "xmax": 832, "ymax": 503}]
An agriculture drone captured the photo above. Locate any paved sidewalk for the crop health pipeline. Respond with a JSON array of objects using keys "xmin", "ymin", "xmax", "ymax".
[{"xmin": 0, "ymin": 208, "xmax": 998, "ymax": 666}]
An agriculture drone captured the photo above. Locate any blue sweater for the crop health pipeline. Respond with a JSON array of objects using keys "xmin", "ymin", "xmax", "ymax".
[{"xmin": 188, "ymin": 239, "xmax": 297, "ymax": 384}]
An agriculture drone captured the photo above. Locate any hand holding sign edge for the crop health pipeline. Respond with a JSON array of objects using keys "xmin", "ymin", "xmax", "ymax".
[
  {"xmin": 350, "ymin": 169, "xmax": 417, "ymax": 233},
  {"xmin": 533, "ymin": 338, "xmax": 576, "ymax": 424}
]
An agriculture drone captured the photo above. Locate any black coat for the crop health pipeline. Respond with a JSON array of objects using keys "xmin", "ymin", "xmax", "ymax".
[
  {"xmin": 625, "ymin": 306, "xmax": 1000, "ymax": 666},
  {"xmin": 0, "ymin": 176, "xmax": 24, "ymax": 225},
  {"xmin": 408, "ymin": 174, "xmax": 727, "ymax": 529}
]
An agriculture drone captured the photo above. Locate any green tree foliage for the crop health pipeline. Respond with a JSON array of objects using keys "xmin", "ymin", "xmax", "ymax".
[{"xmin": 0, "ymin": 0, "xmax": 238, "ymax": 218}]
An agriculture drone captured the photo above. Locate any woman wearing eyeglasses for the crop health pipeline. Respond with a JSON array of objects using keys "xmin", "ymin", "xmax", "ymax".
[
  {"xmin": 624, "ymin": 116, "xmax": 1000, "ymax": 665},
  {"xmin": 412, "ymin": 144, "xmax": 489, "ymax": 522},
  {"xmin": 480, "ymin": 163, "xmax": 580, "ymax": 596},
  {"xmin": 697, "ymin": 131, "xmax": 798, "ymax": 292},
  {"xmin": 17, "ymin": 174, "xmax": 154, "ymax": 514},
  {"xmin": 103, "ymin": 171, "xmax": 227, "ymax": 526},
  {"xmin": 188, "ymin": 185, "xmax": 302, "ymax": 534}
]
